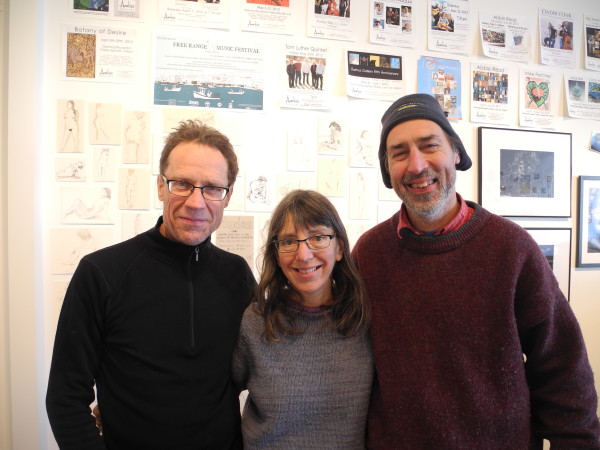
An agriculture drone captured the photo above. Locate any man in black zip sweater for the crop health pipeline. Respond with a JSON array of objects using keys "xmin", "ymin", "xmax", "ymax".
[{"xmin": 47, "ymin": 120, "xmax": 256, "ymax": 450}]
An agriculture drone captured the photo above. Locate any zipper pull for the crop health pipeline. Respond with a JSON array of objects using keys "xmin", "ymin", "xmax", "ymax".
[{"xmin": 195, "ymin": 247, "xmax": 199, "ymax": 262}]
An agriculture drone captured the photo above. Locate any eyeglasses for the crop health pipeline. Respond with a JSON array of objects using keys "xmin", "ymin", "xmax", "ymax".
[
  {"xmin": 273, "ymin": 234, "xmax": 336, "ymax": 253},
  {"xmin": 161, "ymin": 176, "xmax": 229, "ymax": 201}
]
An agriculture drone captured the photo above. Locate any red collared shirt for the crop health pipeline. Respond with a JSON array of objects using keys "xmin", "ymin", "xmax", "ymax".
[{"xmin": 397, "ymin": 193, "xmax": 474, "ymax": 237}]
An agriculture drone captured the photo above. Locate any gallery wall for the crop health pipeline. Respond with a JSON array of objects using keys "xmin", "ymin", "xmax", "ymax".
[{"xmin": 3, "ymin": 0, "xmax": 600, "ymax": 448}]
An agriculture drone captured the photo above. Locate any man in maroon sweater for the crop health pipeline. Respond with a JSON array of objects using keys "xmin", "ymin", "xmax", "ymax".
[{"xmin": 352, "ymin": 93, "xmax": 600, "ymax": 449}]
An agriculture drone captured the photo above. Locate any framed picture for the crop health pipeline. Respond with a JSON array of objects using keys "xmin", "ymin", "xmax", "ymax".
[
  {"xmin": 478, "ymin": 127, "xmax": 572, "ymax": 217},
  {"xmin": 525, "ymin": 228, "xmax": 571, "ymax": 300},
  {"xmin": 576, "ymin": 176, "xmax": 600, "ymax": 268}
]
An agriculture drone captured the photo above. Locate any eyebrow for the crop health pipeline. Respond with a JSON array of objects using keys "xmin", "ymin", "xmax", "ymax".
[{"xmin": 388, "ymin": 133, "xmax": 443, "ymax": 150}]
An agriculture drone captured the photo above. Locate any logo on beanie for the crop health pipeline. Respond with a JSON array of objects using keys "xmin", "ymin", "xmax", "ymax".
[{"xmin": 395, "ymin": 102, "xmax": 422, "ymax": 113}]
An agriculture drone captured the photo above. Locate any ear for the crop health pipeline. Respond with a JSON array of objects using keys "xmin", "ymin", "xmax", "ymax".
[
  {"xmin": 223, "ymin": 183, "xmax": 233, "ymax": 208},
  {"xmin": 157, "ymin": 175, "xmax": 165, "ymax": 202},
  {"xmin": 335, "ymin": 238, "xmax": 343, "ymax": 262}
]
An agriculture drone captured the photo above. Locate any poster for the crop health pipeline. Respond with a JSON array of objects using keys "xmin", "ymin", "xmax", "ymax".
[
  {"xmin": 564, "ymin": 72, "xmax": 600, "ymax": 121},
  {"xmin": 157, "ymin": 0, "xmax": 229, "ymax": 30},
  {"xmin": 62, "ymin": 24, "xmax": 137, "ymax": 82},
  {"xmin": 281, "ymin": 43, "xmax": 330, "ymax": 109},
  {"xmin": 470, "ymin": 62, "xmax": 511, "ymax": 125},
  {"xmin": 584, "ymin": 15, "xmax": 600, "ymax": 72},
  {"xmin": 308, "ymin": 0, "xmax": 355, "ymax": 41},
  {"xmin": 346, "ymin": 50, "xmax": 403, "ymax": 101},
  {"xmin": 428, "ymin": 0, "xmax": 471, "ymax": 54},
  {"xmin": 70, "ymin": 0, "xmax": 142, "ymax": 20},
  {"xmin": 241, "ymin": 0, "xmax": 295, "ymax": 35},
  {"xmin": 479, "ymin": 12, "xmax": 531, "ymax": 62},
  {"xmin": 417, "ymin": 56, "xmax": 462, "ymax": 120},
  {"xmin": 369, "ymin": 0, "xmax": 415, "ymax": 48},
  {"xmin": 152, "ymin": 32, "xmax": 264, "ymax": 110},
  {"xmin": 539, "ymin": 8, "xmax": 575, "ymax": 69},
  {"xmin": 519, "ymin": 69, "xmax": 557, "ymax": 129}
]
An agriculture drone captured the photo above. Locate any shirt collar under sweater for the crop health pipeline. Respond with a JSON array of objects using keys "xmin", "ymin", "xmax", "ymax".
[
  {"xmin": 142, "ymin": 216, "xmax": 214, "ymax": 267},
  {"xmin": 397, "ymin": 193, "xmax": 474, "ymax": 237},
  {"xmin": 395, "ymin": 201, "xmax": 492, "ymax": 254}
]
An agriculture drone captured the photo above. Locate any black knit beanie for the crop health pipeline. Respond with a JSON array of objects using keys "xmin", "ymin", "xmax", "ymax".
[{"xmin": 378, "ymin": 93, "xmax": 472, "ymax": 189}]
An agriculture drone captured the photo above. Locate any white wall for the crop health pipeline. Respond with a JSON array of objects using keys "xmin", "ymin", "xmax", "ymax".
[{"xmin": 3, "ymin": 0, "xmax": 599, "ymax": 448}]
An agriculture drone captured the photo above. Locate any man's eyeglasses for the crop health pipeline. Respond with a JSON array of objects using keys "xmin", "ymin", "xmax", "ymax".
[
  {"xmin": 161, "ymin": 176, "xmax": 229, "ymax": 201},
  {"xmin": 273, "ymin": 234, "xmax": 336, "ymax": 253}
]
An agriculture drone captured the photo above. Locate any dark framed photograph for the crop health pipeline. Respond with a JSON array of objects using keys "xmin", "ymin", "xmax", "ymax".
[
  {"xmin": 525, "ymin": 228, "xmax": 571, "ymax": 300},
  {"xmin": 478, "ymin": 127, "xmax": 572, "ymax": 217},
  {"xmin": 576, "ymin": 176, "xmax": 600, "ymax": 268}
]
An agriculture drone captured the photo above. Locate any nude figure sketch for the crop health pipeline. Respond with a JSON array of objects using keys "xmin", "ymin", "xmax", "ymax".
[
  {"xmin": 95, "ymin": 147, "xmax": 115, "ymax": 181},
  {"xmin": 89, "ymin": 102, "xmax": 121, "ymax": 146},
  {"xmin": 62, "ymin": 187, "xmax": 112, "ymax": 224},
  {"xmin": 56, "ymin": 158, "xmax": 86, "ymax": 181},
  {"xmin": 123, "ymin": 111, "xmax": 149, "ymax": 164},
  {"xmin": 58, "ymin": 99, "xmax": 82, "ymax": 153}
]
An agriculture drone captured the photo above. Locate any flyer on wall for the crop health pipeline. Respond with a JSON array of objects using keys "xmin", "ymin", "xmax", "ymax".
[
  {"xmin": 152, "ymin": 32, "xmax": 265, "ymax": 111},
  {"xmin": 281, "ymin": 42, "xmax": 330, "ymax": 110},
  {"xmin": 157, "ymin": 0, "xmax": 229, "ymax": 30},
  {"xmin": 584, "ymin": 15, "xmax": 600, "ymax": 72},
  {"xmin": 539, "ymin": 8, "xmax": 575, "ymax": 69},
  {"xmin": 61, "ymin": 24, "xmax": 138, "ymax": 83},
  {"xmin": 428, "ymin": 0, "xmax": 471, "ymax": 54},
  {"xmin": 241, "ymin": 0, "xmax": 296, "ymax": 35},
  {"xmin": 70, "ymin": 0, "xmax": 142, "ymax": 21},
  {"xmin": 417, "ymin": 56, "xmax": 462, "ymax": 120},
  {"xmin": 308, "ymin": 0, "xmax": 355, "ymax": 42},
  {"xmin": 368, "ymin": 0, "xmax": 416, "ymax": 48},
  {"xmin": 519, "ymin": 68, "xmax": 557, "ymax": 129},
  {"xmin": 346, "ymin": 50, "xmax": 403, "ymax": 101},
  {"xmin": 470, "ymin": 62, "xmax": 511, "ymax": 125},
  {"xmin": 479, "ymin": 12, "xmax": 531, "ymax": 63},
  {"xmin": 564, "ymin": 72, "xmax": 600, "ymax": 121}
]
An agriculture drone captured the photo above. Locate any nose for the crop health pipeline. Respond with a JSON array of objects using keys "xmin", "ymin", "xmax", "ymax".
[
  {"xmin": 294, "ymin": 240, "xmax": 314, "ymax": 261},
  {"xmin": 185, "ymin": 188, "xmax": 208, "ymax": 209},
  {"xmin": 406, "ymin": 148, "xmax": 428, "ymax": 174}
]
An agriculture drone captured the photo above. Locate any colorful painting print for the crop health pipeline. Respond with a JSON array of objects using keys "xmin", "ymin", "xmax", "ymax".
[
  {"xmin": 74, "ymin": 0, "xmax": 109, "ymax": 11},
  {"xmin": 66, "ymin": 33, "xmax": 96, "ymax": 78},
  {"xmin": 499, "ymin": 149, "xmax": 554, "ymax": 198},
  {"xmin": 525, "ymin": 77, "xmax": 550, "ymax": 110}
]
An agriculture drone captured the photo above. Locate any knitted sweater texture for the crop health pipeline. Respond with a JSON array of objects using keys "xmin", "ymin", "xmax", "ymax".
[
  {"xmin": 351, "ymin": 202, "xmax": 600, "ymax": 450},
  {"xmin": 46, "ymin": 218, "xmax": 256, "ymax": 450},
  {"xmin": 232, "ymin": 303, "xmax": 374, "ymax": 449}
]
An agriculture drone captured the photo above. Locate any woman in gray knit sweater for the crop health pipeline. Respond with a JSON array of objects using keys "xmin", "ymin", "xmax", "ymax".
[{"xmin": 232, "ymin": 189, "xmax": 373, "ymax": 449}]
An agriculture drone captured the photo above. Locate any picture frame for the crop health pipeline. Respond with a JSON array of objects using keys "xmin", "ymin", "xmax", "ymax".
[
  {"xmin": 525, "ymin": 228, "xmax": 571, "ymax": 300},
  {"xmin": 576, "ymin": 176, "xmax": 600, "ymax": 268},
  {"xmin": 478, "ymin": 127, "xmax": 572, "ymax": 217}
]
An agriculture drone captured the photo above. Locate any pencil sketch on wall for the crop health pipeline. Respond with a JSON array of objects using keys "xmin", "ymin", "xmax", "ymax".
[
  {"xmin": 317, "ymin": 116, "xmax": 346, "ymax": 156},
  {"xmin": 61, "ymin": 186, "xmax": 114, "ymax": 224},
  {"xmin": 122, "ymin": 211, "xmax": 161, "ymax": 241},
  {"xmin": 123, "ymin": 110, "xmax": 151, "ymax": 164},
  {"xmin": 276, "ymin": 173, "xmax": 317, "ymax": 202},
  {"xmin": 287, "ymin": 129, "xmax": 317, "ymax": 171},
  {"xmin": 245, "ymin": 173, "xmax": 275, "ymax": 212},
  {"xmin": 57, "ymin": 99, "xmax": 83, "ymax": 153},
  {"xmin": 317, "ymin": 157, "xmax": 345, "ymax": 197},
  {"xmin": 94, "ymin": 146, "xmax": 117, "ymax": 181},
  {"xmin": 349, "ymin": 127, "xmax": 378, "ymax": 168},
  {"xmin": 349, "ymin": 170, "xmax": 377, "ymax": 220},
  {"xmin": 89, "ymin": 102, "xmax": 122, "ymax": 146},
  {"xmin": 119, "ymin": 167, "xmax": 151, "ymax": 210},
  {"xmin": 55, "ymin": 156, "xmax": 87, "ymax": 182},
  {"xmin": 50, "ymin": 227, "xmax": 113, "ymax": 274}
]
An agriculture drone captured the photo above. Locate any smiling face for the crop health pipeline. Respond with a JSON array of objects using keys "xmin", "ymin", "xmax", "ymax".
[
  {"xmin": 386, "ymin": 119, "xmax": 460, "ymax": 231},
  {"xmin": 157, "ymin": 142, "xmax": 231, "ymax": 246},
  {"xmin": 276, "ymin": 215, "xmax": 343, "ymax": 307}
]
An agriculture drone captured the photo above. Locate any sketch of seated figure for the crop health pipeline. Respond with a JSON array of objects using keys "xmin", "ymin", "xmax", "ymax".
[
  {"xmin": 350, "ymin": 129, "xmax": 376, "ymax": 167},
  {"xmin": 247, "ymin": 176, "xmax": 269, "ymax": 204},
  {"xmin": 63, "ymin": 228, "xmax": 98, "ymax": 268},
  {"xmin": 63, "ymin": 187, "xmax": 111, "ymax": 222}
]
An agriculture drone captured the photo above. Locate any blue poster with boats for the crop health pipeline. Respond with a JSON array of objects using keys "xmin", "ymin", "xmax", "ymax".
[{"xmin": 153, "ymin": 32, "xmax": 264, "ymax": 111}]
